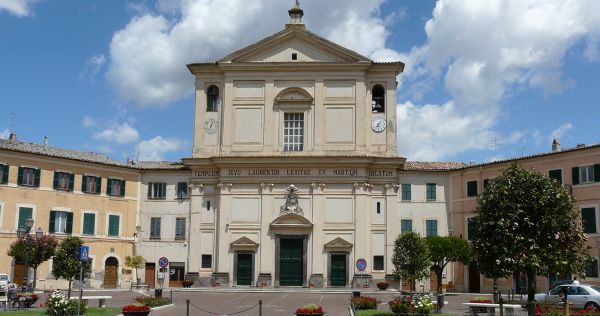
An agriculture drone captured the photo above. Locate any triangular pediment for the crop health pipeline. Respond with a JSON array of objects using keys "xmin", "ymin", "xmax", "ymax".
[
  {"xmin": 270, "ymin": 213, "xmax": 313, "ymax": 229},
  {"xmin": 324, "ymin": 237, "xmax": 353, "ymax": 251},
  {"xmin": 218, "ymin": 27, "xmax": 371, "ymax": 64},
  {"xmin": 230, "ymin": 236, "xmax": 259, "ymax": 250}
]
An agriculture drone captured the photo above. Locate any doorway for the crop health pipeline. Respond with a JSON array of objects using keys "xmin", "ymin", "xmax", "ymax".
[
  {"xmin": 13, "ymin": 261, "xmax": 25, "ymax": 287},
  {"xmin": 104, "ymin": 257, "xmax": 118, "ymax": 289},
  {"xmin": 468, "ymin": 263, "xmax": 480, "ymax": 293},
  {"xmin": 145, "ymin": 263, "xmax": 155, "ymax": 289},
  {"xmin": 279, "ymin": 239, "xmax": 303, "ymax": 286},
  {"xmin": 330, "ymin": 254, "xmax": 347, "ymax": 286},
  {"xmin": 236, "ymin": 253, "xmax": 252, "ymax": 286},
  {"xmin": 169, "ymin": 263, "xmax": 185, "ymax": 288}
]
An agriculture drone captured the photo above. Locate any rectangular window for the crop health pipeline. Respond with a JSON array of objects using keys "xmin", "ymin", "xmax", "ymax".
[
  {"xmin": 82, "ymin": 175, "xmax": 101, "ymax": 194},
  {"xmin": 175, "ymin": 217, "xmax": 186, "ymax": 240},
  {"xmin": 147, "ymin": 182, "xmax": 166, "ymax": 199},
  {"xmin": 401, "ymin": 220, "xmax": 412, "ymax": 233},
  {"xmin": 586, "ymin": 259, "xmax": 599, "ymax": 278},
  {"xmin": 82, "ymin": 213, "xmax": 95, "ymax": 235},
  {"xmin": 0, "ymin": 164, "xmax": 8, "ymax": 184},
  {"xmin": 467, "ymin": 180, "xmax": 478, "ymax": 197},
  {"xmin": 580, "ymin": 165, "xmax": 595, "ymax": 184},
  {"xmin": 177, "ymin": 182, "xmax": 188, "ymax": 199},
  {"xmin": 18, "ymin": 167, "xmax": 39, "ymax": 187},
  {"xmin": 49, "ymin": 211, "xmax": 73, "ymax": 234},
  {"xmin": 150, "ymin": 217, "xmax": 161, "ymax": 240},
  {"xmin": 108, "ymin": 215, "xmax": 120, "ymax": 237},
  {"xmin": 201, "ymin": 255, "xmax": 212, "ymax": 269},
  {"xmin": 582, "ymin": 207, "xmax": 597, "ymax": 234},
  {"xmin": 548, "ymin": 169, "xmax": 563, "ymax": 184},
  {"xmin": 401, "ymin": 184, "xmax": 411, "ymax": 201},
  {"xmin": 283, "ymin": 113, "xmax": 304, "ymax": 151},
  {"xmin": 107, "ymin": 178, "xmax": 125, "ymax": 197},
  {"xmin": 426, "ymin": 183, "xmax": 436, "ymax": 201},
  {"xmin": 53, "ymin": 172, "xmax": 74, "ymax": 191},
  {"xmin": 376, "ymin": 202, "xmax": 381, "ymax": 214},
  {"xmin": 373, "ymin": 255, "xmax": 384, "ymax": 271},
  {"xmin": 17, "ymin": 207, "xmax": 33, "ymax": 229},
  {"xmin": 467, "ymin": 217, "xmax": 477, "ymax": 240},
  {"xmin": 426, "ymin": 219, "xmax": 438, "ymax": 237}
]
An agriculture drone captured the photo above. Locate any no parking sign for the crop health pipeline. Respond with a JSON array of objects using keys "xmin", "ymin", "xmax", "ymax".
[
  {"xmin": 356, "ymin": 258, "xmax": 367, "ymax": 271},
  {"xmin": 159, "ymin": 257, "xmax": 169, "ymax": 268}
]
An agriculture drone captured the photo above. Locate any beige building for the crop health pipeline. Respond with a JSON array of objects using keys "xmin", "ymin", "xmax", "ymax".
[{"xmin": 0, "ymin": 134, "xmax": 138, "ymax": 290}]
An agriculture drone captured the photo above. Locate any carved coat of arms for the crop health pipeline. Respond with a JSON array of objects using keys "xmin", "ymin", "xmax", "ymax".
[{"xmin": 280, "ymin": 184, "xmax": 304, "ymax": 216}]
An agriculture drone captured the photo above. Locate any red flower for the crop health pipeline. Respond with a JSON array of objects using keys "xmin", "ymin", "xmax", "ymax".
[{"xmin": 122, "ymin": 304, "xmax": 151, "ymax": 312}]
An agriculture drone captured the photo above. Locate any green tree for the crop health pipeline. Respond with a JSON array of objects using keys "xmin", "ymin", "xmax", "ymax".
[
  {"xmin": 472, "ymin": 163, "xmax": 592, "ymax": 304},
  {"xmin": 425, "ymin": 236, "xmax": 471, "ymax": 294},
  {"xmin": 125, "ymin": 255, "xmax": 145, "ymax": 286},
  {"xmin": 8, "ymin": 234, "xmax": 58, "ymax": 290},
  {"xmin": 392, "ymin": 232, "xmax": 431, "ymax": 291},
  {"xmin": 52, "ymin": 236, "xmax": 92, "ymax": 298}
]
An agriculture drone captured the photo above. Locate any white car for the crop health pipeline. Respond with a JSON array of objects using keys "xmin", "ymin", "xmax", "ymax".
[
  {"xmin": 534, "ymin": 284, "xmax": 600, "ymax": 310},
  {"xmin": 0, "ymin": 274, "xmax": 10, "ymax": 286}
]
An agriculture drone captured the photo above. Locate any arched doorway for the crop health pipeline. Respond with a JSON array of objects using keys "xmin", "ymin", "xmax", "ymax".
[{"xmin": 104, "ymin": 257, "xmax": 118, "ymax": 289}]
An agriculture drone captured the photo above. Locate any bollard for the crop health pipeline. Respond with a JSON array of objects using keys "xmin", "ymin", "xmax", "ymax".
[
  {"xmin": 437, "ymin": 292, "xmax": 444, "ymax": 314},
  {"xmin": 259, "ymin": 300, "xmax": 262, "ymax": 316},
  {"xmin": 186, "ymin": 299, "xmax": 190, "ymax": 316},
  {"xmin": 170, "ymin": 289, "xmax": 173, "ymax": 304}
]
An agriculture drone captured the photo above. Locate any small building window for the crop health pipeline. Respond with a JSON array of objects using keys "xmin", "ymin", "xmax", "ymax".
[
  {"xmin": 373, "ymin": 255, "xmax": 384, "ymax": 271},
  {"xmin": 0, "ymin": 164, "xmax": 8, "ymax": 184},
  {"xmin": 401, "ymin": 220, "xmax": 412, "ymax": 233},
  {"xmin": 426, "ymin": 183, "xmax": 436, "ymax": 201},
  {"xmin": 53, "ymin": 171, "xmax": 74, "ymax": 191},
  {"xmin": 467, "ymin": 180, "xmax": 478, "ymax": 197},
  {"xmin": 177, "ymin": 182, "xmax": 188, "ymax": 199},
  {"xmin": 18, "ymin": 167, "xmax": 39, "ymax": 187},
  {"xmin": 207, "ymin": 85, "xmax": 219, "ymax": 112},
  {"xmin": 201, "ymin": 255, "xmax": 212, "ymax": 269},
  {"xmin": 175, "ymin": 217, "xmax": 186, "ymax": 240},
  {"xmin": 284, "ymin": 113, "xmax": 304, "ymax": 151},
  {"xmin": 401, "ymin": 184, "xmax": 411, "ymax": 201},
  {"xmin": 108, "ymin": 214, "xmax": 120, "ymax": 237},
  {"xmin": 586, "ymin": 259, "xmax": 599, "ymax": 278},
  {"xmin": 426, "ymin": 219, "xmax": 438, "ymax": 237},
  {"xmin": 483, "ymin": 179, "xmax": 490, "ymax": 190},
  {"xmin": 82, "ymin": 175, "xmax": 101, "ymax": 194},
  {"xmin": 49, "ymin": 211, "xmax": 73, "ymax": 234},
  {"xmin": 371, "ymin": 84, "xmax": 385, "ymax": 113},
  {"xmin": 150, "ymin": 217, "xmax": 161, "ymax": 240},
  {"xmin": 376, "ymin": 202, "xmax": 381, "ymax": 214},
  {"xmin": 83, "ymin": 213, "xmax": 95, "ymax": 236},
  {"xmin": 148, "ymin": 182, "xmax": 166, "ymax": 200},
  {"xmin": 467, "ymin": 217, "xmax": 477, "ymax": 240},
  {"xmin": 548, "ymin": 169, "xmax": 562, "ymax": 184},
  {"xmin": 582, "ymin": 207, "xmax": 597, "ymax": 234},
  {"xmin": 107, "ymin": 178, "xmax": 125, "ymax": 197},
  {"xmin": 291, "ymin": 53, "xmax": 297, "ymax": 60}
]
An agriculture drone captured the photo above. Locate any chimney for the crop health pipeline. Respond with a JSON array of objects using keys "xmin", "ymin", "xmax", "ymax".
[
  {"xmin": 551, "ymin": 139, "xmax": 560, "ymax": 152},
  {"xmin": 8, "ymin": 132, "xmax": 17, "ymax": 142},
  {"xmin": 44, "ymin": 136, "xmax": 48, "ymax": 149}
]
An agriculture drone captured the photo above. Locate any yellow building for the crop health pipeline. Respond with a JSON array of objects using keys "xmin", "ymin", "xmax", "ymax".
[{"xmin": 0, "ymin": 134, "xmax": 138, "ymax": 290}]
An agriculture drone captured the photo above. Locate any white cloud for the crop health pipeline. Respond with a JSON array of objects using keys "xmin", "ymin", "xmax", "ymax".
[
  {"xmin": 0, "ymin": 0, "xmax": 38, "ymax": 17},
  {"xmin": 0, "ymin": 128, "xmax": 9, "ymax": 139},
  {"xmin": 93, "ymin": 122, "xmax": 139, "ymax": 144},
  {"xmin": 81, "ymin": 116, "xmax": 96, "ymax": 128},
  {"xmin": 549, "ymin": 123, "xmax": 573, "ymax": 142},
  {"xmin": 78, "ymin": 54, "xmax": 106, "ymax": 82},
  {"xmin": 136, "ymin": 136, "xmax": 186, "ymax": 160}
]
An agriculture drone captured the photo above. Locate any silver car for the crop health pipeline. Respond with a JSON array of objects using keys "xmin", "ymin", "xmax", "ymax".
[
  {"xmin": 0, "ymin": 274, "xmax": 9, "ymax": 286},
  {"xmin": 534, "ymin": 284, "xmax": 600, "ymax": 310}
]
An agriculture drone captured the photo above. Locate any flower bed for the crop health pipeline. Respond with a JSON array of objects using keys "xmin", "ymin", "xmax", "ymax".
[
  {"xmin": 351, "ymin": 296, "xmax": 379, "ymax": 310},
  {"xmin": 135, "ymin": 295, "xmax": 170, "ymax": 307},
  {"xmin": 389, "ymin": 294, "xmax": 434, "ymax": 315},
  {"xmin": 123, "ymin": 304, "xmax": 151, "ymax": 316},
  {"xmin": 295, "ymin": 303, "xmax": 324, "ymax": 315},
  {"xmin": 45, "ymin": 290, "xmax": 86, "ymax": 315},
  {"xmin": 377, "ymin": 281, "xmax": 389, "ymax": 291}
]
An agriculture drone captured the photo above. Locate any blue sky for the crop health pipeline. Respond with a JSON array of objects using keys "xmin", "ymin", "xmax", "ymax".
[{"xmin": 0, "ymin": 0, "xmax": 599, "ymax": 163}]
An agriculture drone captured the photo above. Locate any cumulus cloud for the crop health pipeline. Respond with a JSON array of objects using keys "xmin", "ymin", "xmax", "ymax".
[
  {"xmin": 78, "ymin": 54, "xmax": 106, "ymax": 82},
  {"xmin": 81, "ymin": 116, "xmax": 97, "ymax": 128},
  {"xmin": 93, "ymin": 122, "xmax": 140, "ymax": 144},
  {"xmin": 549, "ymin": 123, "xmax": 573, "ymax": 142},
  {"xmin": 136, "ymin": 136, "xmax": 186, "ymax": 160},
  {"xmin": 0, "ymin": 0, "xmax": 38, "ymax": 17}
]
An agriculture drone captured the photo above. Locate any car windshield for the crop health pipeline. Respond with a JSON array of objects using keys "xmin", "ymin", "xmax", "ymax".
[{"xmin": 0, "ymin": 275, "xmax": 7, "ymax": 281}]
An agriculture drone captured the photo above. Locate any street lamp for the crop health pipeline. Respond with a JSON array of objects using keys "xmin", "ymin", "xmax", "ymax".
[
  {"xmin": 35, "ymin": 227, "xmax": 43, "ymax": 239},
  {"xmin": 18, "ymin": 217, "xmax": 34, "ymax": 292}
]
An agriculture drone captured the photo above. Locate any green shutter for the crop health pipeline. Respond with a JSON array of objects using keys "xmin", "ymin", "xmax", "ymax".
[
  {"xmin": 96, "ymin": 177, "xmax": 101, "ymax": 194},
  {"xmin": 108, "ymin": 215, "xmax": 119, "ymax": 236},
  {"xmin": 18, "ymin": 207, "xmax": 32, "ymax": 229},
  {"xmin": 120, "ymin": 180, "xmax": 126, "ymax": 197},
  {"xmin": 83, "ymin": 213, "xmax": 95, "ymax": 235},
  {"xmin": 1, "ymin": 165, "xmax": 8, "ymax": 184},
  {"xmin": 82, "ymin": 176, "xmax": 87, "ymax": 193},
  {"xmin": 572, "ymin": 167, "xmax": 580, "ymax": 185},
  {"xmin": 106, "ymin": 179, "xmax": 112, "ymax": 196},
  {"xmin": 66, "ymin": 212, "xmax": 73, "ymax": 234},
  {"xmin": 582, "ymin": 208, "xmax": 597, "ymax": 234},
  {"xmin": 594, "ymin": 164, "xmax": 600, "ymax": 183},
  {"xmin": 68, "ymin": 173, "xmax": 75, "ymax": 191},
  {"xmin": 49, "ymin": 211, "xmax": 56, "ymax": 233},
  {"xmin": 53, "ymin": 172, "xmax": 59, "ymax": 189},
  {"xmin": 17, "ymin": 167, "xmax": 23, "ymax": 185},
  {"xmin": 34, "ymin": 168, "xmax": 41, "ymax": 187}
]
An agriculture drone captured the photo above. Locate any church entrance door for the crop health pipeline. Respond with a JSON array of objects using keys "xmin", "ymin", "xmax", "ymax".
[
  {"xmin": 330, "ymin": 254, "xmax": 346, "ymax": 286},
  {"xmin": 280, "ymin": 239, "xmax": 303, "ymax": 286}
]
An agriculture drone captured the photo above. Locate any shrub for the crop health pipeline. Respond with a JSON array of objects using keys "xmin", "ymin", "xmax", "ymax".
[
  {"xmin": 377, "ymin": 281, "xmax": 389, "ymax": 290},
  {"xmin": 123, "ymin": 304, "xmax": 151, "ymax": 312},
  {"xmin": 295, "ymin": 303, "xmax": 324, "ymax": 314},
  {"xmin": 413, "ymin": 294, "xmax": 434, "ymax": 314},
  {"xmin": 135, "ymin": 295, "xmax": 169, "ymax": 307},
  {"xmin": 351, "ymin": 296, "xmax": 379, "ymax": 310},
  {"xmin": 389, "ymin": 296, "xmax": 413, "ymax": 314},
  {"xmin": 45, "ymin": 290, "xmax": 86, "ymax": 315}
]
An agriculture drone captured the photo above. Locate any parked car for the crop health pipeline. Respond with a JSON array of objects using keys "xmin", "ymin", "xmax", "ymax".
[
  {"xmin": 533, "ymin": 284, "xmax": 600, "ymax": 310},
  {"xmin": 0, "ymin": 274, "xmax": 10, "ymax": 287},
  {"xmin": 550, "ymin": 279, "xmax": 573, "ymax": 289}
]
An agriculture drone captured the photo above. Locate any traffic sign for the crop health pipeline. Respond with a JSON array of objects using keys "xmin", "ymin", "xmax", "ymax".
[
  {"xmin": 80, "ymin": 245, "xmax": 89, "ymax": 262},
  {"xmin": 158, "ymin": 257, "xmax": 169, "ymax": 268},
  {"xmin": 356, "ymin": 258, "xmax": 367, "ymax": 271}
]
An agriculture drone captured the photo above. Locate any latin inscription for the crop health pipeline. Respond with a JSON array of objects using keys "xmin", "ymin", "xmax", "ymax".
[{"xmin": 193, "ymin": 168, "xmax": 396, "ymax": 177}]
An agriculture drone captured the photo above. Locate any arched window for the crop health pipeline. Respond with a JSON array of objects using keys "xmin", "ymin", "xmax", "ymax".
[
  {"xmin": 371, "ymin": 84, "xmax": 385, "ymax": 113},
  {"xmin": 207, "ymin": 85, "xmax": 219, "ymax": 112}
]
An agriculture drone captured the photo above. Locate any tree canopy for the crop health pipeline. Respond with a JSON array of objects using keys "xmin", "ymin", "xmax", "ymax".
[
  {"xmin": 425, "ymin": 236, "xmax": 471, "ymax": 293},
  {"xmin": 472, "ymin": 163, "xmax": 592, "ymax": 302},
  {"xmin": 125, "ymin": 255, "xmax": 145, "ymax": 285},
  {"xmin": 52, "ymin": 236, "xmax": 92, "ymax": 297},
  {"xmin": 392, "ymin": 232, "xmax": 431, "ymax": 290},
  {"xmin": 8, "ymin": 234, "xmax": 58, "ymax": 289}
]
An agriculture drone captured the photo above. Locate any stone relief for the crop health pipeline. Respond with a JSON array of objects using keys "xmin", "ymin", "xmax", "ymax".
[{"xmin": 280, "ymin": 184, "xmax": 304, "ymax": 216}]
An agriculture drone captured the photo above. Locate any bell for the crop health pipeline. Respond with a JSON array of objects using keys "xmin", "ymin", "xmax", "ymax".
[{"xmin": 372, "ymin": 102, "xmax": 384, "ymax": 112}]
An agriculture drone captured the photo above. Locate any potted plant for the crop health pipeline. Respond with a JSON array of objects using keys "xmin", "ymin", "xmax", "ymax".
[
  {"xmin": 17, "ymin": 292, "xmax": 38, "ymax": 308},
  {"xmin": 377, "ymin": 281, "xmax": 389, "ymax": 290},
  {"xmin": 122, "ymin": 304, "xmax": 151, "ymax": 316},
  {"xmin": 295, "ymin": 303, "xmax": 324, "ymax": 315}
]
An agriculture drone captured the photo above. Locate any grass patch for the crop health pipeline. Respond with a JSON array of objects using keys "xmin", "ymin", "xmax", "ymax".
[{"xmin": 0, "ymin": 307, "xmax": 121, "ymax": 316}]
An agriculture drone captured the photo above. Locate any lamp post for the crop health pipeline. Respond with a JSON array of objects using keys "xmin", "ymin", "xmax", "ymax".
[{"xmin": 17, "ymin": 217, "xmax": 34, "ymax": 292}]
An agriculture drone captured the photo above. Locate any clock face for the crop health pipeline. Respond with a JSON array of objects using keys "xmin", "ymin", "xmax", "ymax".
[
  {"xmin": 204, "ymin": 118, "xmax": 218, "ymax": 134},
  {"xmin": 371, "ymin": 116, "xmax": 386, "ymax": 132}
]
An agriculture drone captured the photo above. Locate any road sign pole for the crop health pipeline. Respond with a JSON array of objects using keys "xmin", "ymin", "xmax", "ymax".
[{"xmin": 77, "ymin": 261, "xmax": 83, "ymax": 315}]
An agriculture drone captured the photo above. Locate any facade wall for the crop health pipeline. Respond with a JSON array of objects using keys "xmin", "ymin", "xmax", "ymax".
[{"xmin": 0, "ymin": 150, "xmax": 138, "ymax": 289}]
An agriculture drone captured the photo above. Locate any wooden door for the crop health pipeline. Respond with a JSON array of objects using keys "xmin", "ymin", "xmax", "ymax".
[
  {"xmin": 104, "ymin": 257, "xmax": 118, "ymax": 289},
  {"xmin": 169, "ymin": 265, "xmax": 185, "ymax": 287},
  {"xmin": 13, "ymin": 262, "xmax": 25, "ymax": 287},
  {"xmin": 236, "ymin": 254, "xmax": 252, "ymax": 286},
  {"xmin": 468, "ymin": 263, "xmax": 480, "ymax": 293},
  {"xmin": 145, "ymin": 263, "xmax": 155, "ymax": 289},
  {"xmin": 330, "ymin": 254, "xmax": 346, "ymax": 286},
  {"xmin": 280, "ymin": 239, "xmax": 303, "ymax": 286},
  {"xmin": 430, "ymin": 271, "xmax": 438, "ymax": 292}
]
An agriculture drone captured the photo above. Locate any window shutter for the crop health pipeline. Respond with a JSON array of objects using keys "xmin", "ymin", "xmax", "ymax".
[
  {"xmin": 82, "ymin": 176, "xmax": 87, "ymax": 193},
  {"xmin": 96, "ymin": 177, "xmax": 101, "ymax": 194},
  {"xmin": 1, "ymin": 165, "xmax": 8, "ymax": 184},
  {"xmin": 106, "ymin": 179, "xmax": 112, "ymax": 196},
  {"xmin": 594, "ymin": 164, "xmax": 600, "ymax": 182},
  {"xmin": 120, "ymin": 180, "xmax": 126, "ymax": 197},
  {"xmin": 147, "ymin": 183, "xmax": 152, "ymax": 199},
  {"xmin": 572, "ymin": 167, "xmax": 580, "ymax": 185},
  {"xmin": 53, "ymin": 172, "xmax": 59, "ymax": 189},
  {"xmin": 17, "ymin": 167, "xmax": 23, "ymax": 185},
  {"xmin": 49, "ymin": 211, "xmax": 56, "ymax": 233},
  {"xmin": 34, "ymin": 168, "xmax": 41, "ymax": 187},
  {"xmin": 68, "ymin": 173, "xmax": 75, "ymax": 191},
  {"xmin": 66, "ymin": 212, "xmax": 73, "ymax": 234}
]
